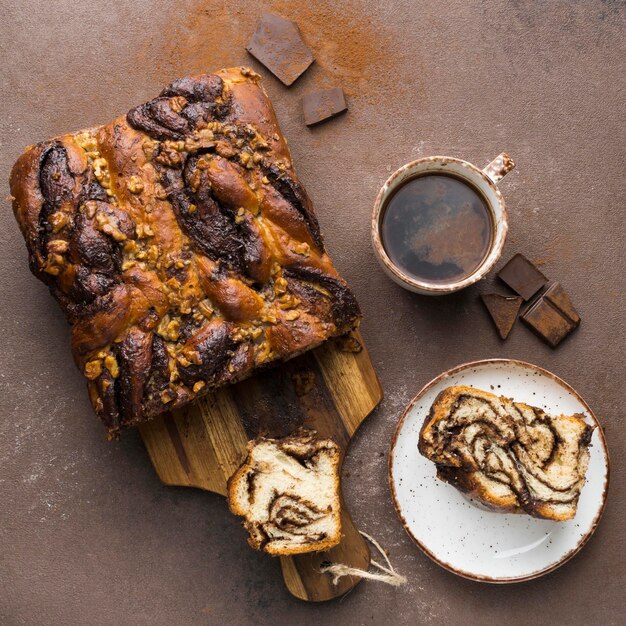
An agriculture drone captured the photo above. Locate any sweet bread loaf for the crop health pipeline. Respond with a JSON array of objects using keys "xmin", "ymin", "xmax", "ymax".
[
  {"xmin": 227, "ymin": 430, "xmax": 341, "ymax": 555},
  {"xmin": 9, "ymin": 67, "xmax": 361, "ymax": 438},
  {"xmin": 419, "ymin": 386, "xmax": 593, "ymax": 521}
]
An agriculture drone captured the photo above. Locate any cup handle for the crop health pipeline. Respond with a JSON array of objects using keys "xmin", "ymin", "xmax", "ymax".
[{"xmin": 483, "ymin": 153, "xmax": 515, "ymax": 185}]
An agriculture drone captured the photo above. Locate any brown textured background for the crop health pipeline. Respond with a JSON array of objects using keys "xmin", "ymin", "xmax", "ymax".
[{"xmin": 1, "ymin": 1, "xmax": 624, "ymax": 624}]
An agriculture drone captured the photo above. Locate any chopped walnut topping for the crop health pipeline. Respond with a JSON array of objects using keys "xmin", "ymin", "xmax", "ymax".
[
  {"xmin": 155, "ymin": 145, "xmax": 183, "ymax": 167},
  {"xmin": 176, "ymin": 354, "xmax": 192, "ymax": 367},
  {"xmin": 74, "ymin": 131, "xmax": 98, "ymax": 152},
  {"xmin": 146, "ymin": 245, "xmax": 159, "ymax": 263},
  {"xmin": 256, "ymin": 341, "xmax": 272, "ymax": 363},
  {"xmin": 92, "ymin": 157, "xmax": 111, "ymax": 189},
  {"xmin": 180, "ymin": 347, "xmax": 202, "ymax": 365},
  {"xmin": 157, "ymin": 315, "xmax": 180, "ymax": 341},
  {"xmin": 165, "ymin": 319, "xmax": 180, "ymax": 341},
  {"xmin": 96, "ymin": 212, "xmax": 127, "ymax": 241},
  {"xmin": 135, "ymin": 223, "xmax": 153, "ymax": 239},
  {"xmin": 104, "ymin": 355, "xmax": 120, "ymax": 378},
  {"xmin": 197, "ymin": 299, "xmax": 214, "ymax": 319},
  {"xmin": 250, "ymin": 134, "xmax": 269, "ymax": 151},
  {"xmin": 285, "ymin": 310, "xmax": 301, "ymax": 321},
  {"xmin": 127, "ymin": 176, "xmax": 144, "ymax": 194},
  {"xmin": 292, "ymin": 242, "xmax": 311, "ymax": 257},
  {"xmin": 278, "ymin": 294, "xmax": 300, "ymax": 310},
  {"xmin": 142, "ymin": 138, "xmax": 157, "ymax": 157},
  {"xmin": 188, "ymin": 168, "xmax": 202, "ymax": 192},
  {"xmin": 49, "ymin": 211, "xmax": 68, "ymax": 233},
  {"xmin": 123, "ymin": 240, "xmax": 139, "ymax": 254},
  {"xmin": 47, "ymin": 239, "xmax": 68, "ymax": 254},
  {"xmin": 85, "ymin": 360, "xmax": 103, "ymax": 380},
  {"xmin": 193, "ymin": 381, "xmax": 206, "ymax": 393},
  {"xmin": 169, "ymin": 96, "xmax": 187, "ymax": 113},
  {"xmin": 262, "ymin": 312, "xmax": 278, "ymax": 324},
  {"xmin": 274, "ymin": 277, "xmax": 288, "ymax": 295}
]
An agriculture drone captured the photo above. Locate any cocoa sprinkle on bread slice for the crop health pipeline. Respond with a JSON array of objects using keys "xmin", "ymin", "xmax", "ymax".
[
  {"xmin": 419, "ymin": 385, "xmax": 593, "ymax": 521},
  {"xmin": 227, "ymin": 430, "xmax": 341, "ymax": 555}
]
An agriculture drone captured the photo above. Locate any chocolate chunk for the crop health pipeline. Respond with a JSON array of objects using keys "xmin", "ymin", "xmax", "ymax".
[
  {"xmin": 521, "ymin": 291, "xmax": 580, "ymax": 347},
  {"xmin": 497, "ymin": 253, "xmax": 548, "ymax": 300},
  {"xmin": 480, "ymin": 293, "xmax": 523, "ymax": 339},
  {"xmin": 246, "ymin": 14, "xmax": 314, "ymax": 86},
  {"xmin": 303, "ymin": 88, "xmax": 348, "ymax": 126},
  {"xmin": 544, "ymin": 282, "xmax": 580, "ymax": 325}
]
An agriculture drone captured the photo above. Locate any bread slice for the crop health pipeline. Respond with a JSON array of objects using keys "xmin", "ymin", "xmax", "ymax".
[
  {"xmin": 419, "ymin": 385, "xmax": 594, "ymax": 521},
  {"xmin": 227, "ymin": 430, "xmax": 341, "ymax": 555}
]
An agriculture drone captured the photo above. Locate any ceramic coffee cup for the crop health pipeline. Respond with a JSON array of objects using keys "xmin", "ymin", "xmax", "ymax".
[{"xmin": 371, "ymin": 153, "xmax": 515, "ymax": 295}]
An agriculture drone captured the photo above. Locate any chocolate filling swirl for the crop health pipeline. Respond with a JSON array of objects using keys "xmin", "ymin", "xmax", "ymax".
[
  {"xmin": 227, "ymin": 430, "xmax": 341, "ymax": 555},
  {"xmin": 419, "ymin": 386, "xmax": 593, "ymax": 521}
]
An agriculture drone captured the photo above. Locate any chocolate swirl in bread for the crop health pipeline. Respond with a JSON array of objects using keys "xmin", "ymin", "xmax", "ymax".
[
  {"xmin": 9, "ymin": 68, "xmax": 361, "ymax": 438},
  {"xmin": 227, "ymin": 431, "xmax": 341, "ymax": 555},
  {"xmin": 419, "ymin": 386, "xmax": 593, "ymax": 521}
]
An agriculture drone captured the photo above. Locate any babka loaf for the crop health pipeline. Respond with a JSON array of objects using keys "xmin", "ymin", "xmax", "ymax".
[
  {"xmin": 419, "ymin": 386, "xmax": 593, "ymax": 521},
  {"xmin": 227, "ymin": 430, "xmax": 341, "ymax": 555},
  {"xmin": 9, "ymin": 67, "xmax": 361, "ymax": 438}
]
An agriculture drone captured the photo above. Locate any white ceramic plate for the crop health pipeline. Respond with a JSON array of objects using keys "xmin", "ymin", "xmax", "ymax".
[{"xmin": 389, "ymin": 359, "xmax": 610, "ymax": 583}]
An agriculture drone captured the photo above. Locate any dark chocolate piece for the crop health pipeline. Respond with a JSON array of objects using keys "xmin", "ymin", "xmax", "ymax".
[
  {"xmin": 246, "ymin": 14, "xmax": 314, "ymax": 86},
  {"xmin": 544, "ymin": 282, "xmax": 580, "ymax": 325},
  {"xmin": 480, "ymin": 293, "xmax": 523, "ymax": 339},
  {"xmin": 497, "ymin": 253, "xmax": 548, "ymax": 300},
  {"xmin": 521, "ymin": 295, "xmax": 580, "ymax": 347},
  {"xmin": 303, "ymin": 88, "xmax": 347, "ymax": 126}
]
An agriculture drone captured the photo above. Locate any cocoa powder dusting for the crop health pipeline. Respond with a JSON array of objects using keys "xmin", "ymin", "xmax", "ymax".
[{"xmin": 135, "ymin": 0, "xmax": 395, "ymax": 99}]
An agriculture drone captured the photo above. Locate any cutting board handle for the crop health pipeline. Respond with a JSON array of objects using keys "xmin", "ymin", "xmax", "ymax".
[
  {"xmin": 280, "ymin": 503, "xmax": 370, "ymax": 601},
  {"xmin": 140, "ymin": 332, "xmax": 383, "ymax": 601}
]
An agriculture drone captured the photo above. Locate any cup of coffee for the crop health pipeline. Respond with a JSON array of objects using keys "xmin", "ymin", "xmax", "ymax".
[{"xmin": 371, "ymin": 153, "xmax": 515, "ymax": 295}]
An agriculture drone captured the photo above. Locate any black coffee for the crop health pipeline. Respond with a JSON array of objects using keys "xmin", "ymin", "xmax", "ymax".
[{"xmin": 380, "ymin": 174, "xmax": 493, "ymax": 284}]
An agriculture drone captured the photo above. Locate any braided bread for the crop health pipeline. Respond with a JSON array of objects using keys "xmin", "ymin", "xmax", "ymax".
[
  {"xmin": 419, "ymin": 386, "xmax": 593, "ymax": 521},
  {"xmin": 9, "ymin": 68, "xmax": 361, "ymax": 437},
  {"xmin": 227, "ymin": 430, "xmax": 341, "ymax": 555}
]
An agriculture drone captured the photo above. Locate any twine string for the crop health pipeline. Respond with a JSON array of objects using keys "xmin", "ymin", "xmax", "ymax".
[{"xmin": 319, "ymin": 531, "xmax": 407, "ymax": 587}]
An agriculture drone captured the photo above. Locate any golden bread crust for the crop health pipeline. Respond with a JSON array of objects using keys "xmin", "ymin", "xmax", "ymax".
[{"xmin": 10, "ymin": 68, "xmax": 361, "ymax": 437}]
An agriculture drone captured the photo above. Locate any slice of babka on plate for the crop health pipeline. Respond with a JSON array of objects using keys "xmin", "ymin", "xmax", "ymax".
[{"xmin": 419, "ymin": 385, "xmax": 593, "ymax": 521}]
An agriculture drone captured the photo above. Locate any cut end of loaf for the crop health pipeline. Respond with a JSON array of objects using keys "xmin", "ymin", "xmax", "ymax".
[{"xmin": 227, "ymin": 430, "xmax": 342, "ymax": 555}]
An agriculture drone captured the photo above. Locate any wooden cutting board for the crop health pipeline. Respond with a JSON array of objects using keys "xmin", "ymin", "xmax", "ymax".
[{"xmin": 139, "ymin": 331, "xmax": 383, "ymax": 601}]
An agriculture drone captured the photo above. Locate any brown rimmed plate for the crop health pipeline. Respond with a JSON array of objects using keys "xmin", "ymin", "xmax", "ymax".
[{"xmin": 389, "ymin": 359, "xmax": 610, "ymax": 583}]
